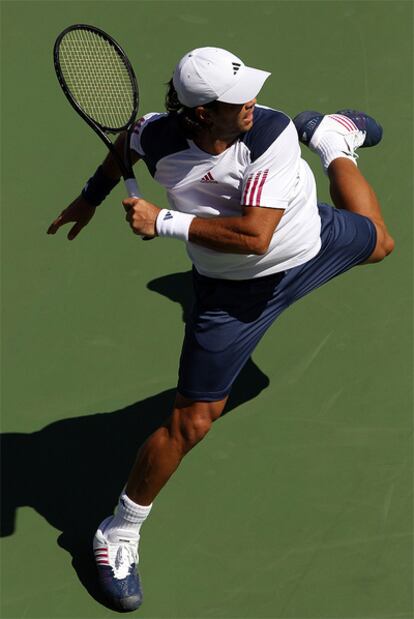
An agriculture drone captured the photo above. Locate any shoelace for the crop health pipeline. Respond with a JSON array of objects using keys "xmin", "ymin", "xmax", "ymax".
[
  {"xmin": 344, "ymin": 130, "xmax": 366, "ymax": 156},
  {"xmin": 115, "ymin": 542, "xmax": 138, "ymax": 571}
]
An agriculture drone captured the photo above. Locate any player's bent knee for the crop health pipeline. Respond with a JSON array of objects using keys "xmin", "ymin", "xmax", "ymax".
[
  {"xmin": 171, "ymin": 396, "xmax": 227, "ymax": 453},
  {"xmin": 365, "ymin": 226, "xmax": 395, "ymax": 264},
  {"xmin": 384, "ymin": 234, "xmax": 395, "ymax": 256},
  {"xmin": 178, "ymin": 409, "xmax": 213, "ymax": 451}
]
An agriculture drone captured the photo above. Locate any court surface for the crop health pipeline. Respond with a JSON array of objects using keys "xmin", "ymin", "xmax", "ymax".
[{"xmin": 1, "ymin": 1, "xmax": 412, "ymax": 617}]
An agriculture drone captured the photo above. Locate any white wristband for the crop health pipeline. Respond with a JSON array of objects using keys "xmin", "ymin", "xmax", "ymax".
[{"xmin": 156, "ymin": 209, "xmax": 195, "ymax": 241}]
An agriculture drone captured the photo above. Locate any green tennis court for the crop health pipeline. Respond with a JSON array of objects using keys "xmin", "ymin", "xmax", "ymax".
[{"xmin": 1, "ymin": 1, "xmax": 412, "ymax": 617}]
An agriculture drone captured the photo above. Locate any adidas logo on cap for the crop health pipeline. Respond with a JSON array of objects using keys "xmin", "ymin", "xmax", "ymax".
[{"xmin": 232, "ymin": 62, "xmax": 241, "ymax": 75}]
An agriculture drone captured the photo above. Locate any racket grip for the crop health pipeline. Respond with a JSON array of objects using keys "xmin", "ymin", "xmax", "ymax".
[
  {"xmin": 124, "ymin": 177, "xmax": 154, "ymax": 241},
  {"xmin": 124, "ymin": 177, "xmax": 143, "ymax": 199}
]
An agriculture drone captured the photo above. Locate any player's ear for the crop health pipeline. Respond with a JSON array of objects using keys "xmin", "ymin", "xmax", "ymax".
[{"xmin": 195, "ymin": 105, "xmax": 213, "ymax": 126}]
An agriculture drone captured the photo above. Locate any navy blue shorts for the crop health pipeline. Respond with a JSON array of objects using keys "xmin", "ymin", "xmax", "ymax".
[{"xmin": 177, "ymin": 204, "xmax": 377, "ymax": 401}]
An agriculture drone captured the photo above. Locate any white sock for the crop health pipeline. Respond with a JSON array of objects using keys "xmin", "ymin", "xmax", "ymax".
[
  {"xmin": 314, "ymin": 135, "xmax": 359, "ymax": 174},
  {"xmin": 308, "ymin": 116, "xmax": 366, "ymax": 174},
  {"xmin": 106, "ymin": 493, "xmax": 152, "ymax": 535}
]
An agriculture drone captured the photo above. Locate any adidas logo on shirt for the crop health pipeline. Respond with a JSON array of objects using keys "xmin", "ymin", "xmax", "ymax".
[{"xmin": 200, "ymin": 171, "xmax": 218, "ymax": 183}]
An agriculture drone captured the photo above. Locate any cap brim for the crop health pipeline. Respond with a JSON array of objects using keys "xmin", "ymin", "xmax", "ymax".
[{"xmin": 216, "ymin": 67, "xmax": 271, "ymax": 104}]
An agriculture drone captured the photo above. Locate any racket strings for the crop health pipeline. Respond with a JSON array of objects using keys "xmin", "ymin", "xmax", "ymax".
[{"xmin": 58, "ymin": 29, "xmax": 135, "ymax": 130}]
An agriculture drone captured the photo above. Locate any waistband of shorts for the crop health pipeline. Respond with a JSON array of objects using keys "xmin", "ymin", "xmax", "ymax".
[{"xmin": 192, "ymin": 266, "xmax": 285, "ymax": 287}]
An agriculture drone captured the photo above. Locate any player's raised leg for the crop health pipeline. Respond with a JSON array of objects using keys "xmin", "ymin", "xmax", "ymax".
[{"xmin": 293, "ymin": 110, "xmax": 395, "ymax": 262}]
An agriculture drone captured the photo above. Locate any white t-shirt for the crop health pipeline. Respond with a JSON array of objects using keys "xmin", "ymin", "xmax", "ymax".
[{"xmin": 130, "ymin": 105, "xmax": 321, "ymax": 280}]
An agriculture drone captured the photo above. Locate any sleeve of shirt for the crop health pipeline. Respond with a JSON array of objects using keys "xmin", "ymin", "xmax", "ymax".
[
  {"xmin": 129, "ymin": 112, "xmax": 164, "ymax": 157},
  {"xmin": 241, "ymin": 120, "xmax": 301, "ymax": 209}
]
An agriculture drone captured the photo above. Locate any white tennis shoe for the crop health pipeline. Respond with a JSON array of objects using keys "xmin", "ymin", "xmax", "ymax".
[
  {"xmin": 307, "ymin": 113, "xmax": 366, "ymax": 157},
  {"xmin": 93, "ymin": 516, "xmax": 143, "ymax": 611},
  {"xmin": 293, "ymin": 109, "xmax": 383, "ymax": 172}
]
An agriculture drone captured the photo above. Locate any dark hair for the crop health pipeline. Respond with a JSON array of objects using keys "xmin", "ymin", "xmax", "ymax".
[{"xmin": 165, "ymin": 79, "xmax": 218, "ymax": 138}]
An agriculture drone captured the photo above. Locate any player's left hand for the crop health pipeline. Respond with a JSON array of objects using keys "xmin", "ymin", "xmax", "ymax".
[{"xmin": 123, "ymin": 197, "xmax": 160, "ymax": 238}]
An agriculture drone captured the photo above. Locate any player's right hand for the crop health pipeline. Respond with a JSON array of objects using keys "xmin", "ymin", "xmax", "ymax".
[{"xmin": 47, "ymin": 195, "xmax": 97, "ymax": 240}]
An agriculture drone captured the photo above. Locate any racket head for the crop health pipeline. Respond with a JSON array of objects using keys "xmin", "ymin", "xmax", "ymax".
[{"xmin": 54, "ymin": 24, "xmax": 139, "ymax": 133}]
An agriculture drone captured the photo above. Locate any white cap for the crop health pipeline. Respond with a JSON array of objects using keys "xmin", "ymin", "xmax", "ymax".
[{"xmin": 173, "ymin": 47, "xmax": 271, "ymax": 108}]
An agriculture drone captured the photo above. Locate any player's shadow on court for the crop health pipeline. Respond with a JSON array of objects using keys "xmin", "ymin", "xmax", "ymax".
[{"xmin": 0, "ymin": 270, "xmax": 269, "ymax": 610}]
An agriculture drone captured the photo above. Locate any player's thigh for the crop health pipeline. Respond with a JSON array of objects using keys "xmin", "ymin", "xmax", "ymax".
[
  {"xmin": 284, "ymin": 204, "xmax": 377, "ymax": 302},
  {"xmin": 177, "ymin": 270, "xmax": 286, "ymax": 402}
]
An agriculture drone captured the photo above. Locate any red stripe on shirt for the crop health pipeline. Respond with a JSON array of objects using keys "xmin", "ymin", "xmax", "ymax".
[
  {"xmin": 255, "ymin": 170, "xmax": 269, "ymax": 206},
  {"xmin": 251, "ymin": 172, "xmax": 265, "ymax": 205},
  {"xmin": 246, "ymin": 172, "xmax": 261, "ymax": 205},
  {"xmin": 133, "ymin": 117, "xmax": 145, "ymax": 134},
  {"xmin": 242, "ymin": 174, "xmax": 254, "ymax": 203}
]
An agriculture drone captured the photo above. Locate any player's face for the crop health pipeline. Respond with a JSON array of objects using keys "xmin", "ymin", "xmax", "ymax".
[{"xmin": 207, "ymin": 98, "xmax": 257, "ymax": 137}]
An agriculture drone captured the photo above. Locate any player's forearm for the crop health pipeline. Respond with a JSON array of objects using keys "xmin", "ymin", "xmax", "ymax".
[
  {"xmin": 101, "ymin": 131, "xmax": 140, "ymax": 180},
  {"xmin": 101, "ymin": 149, "xmax": 123, "ymax": 180},
  {"xmin": 82, "ymin": 133, "xmax": 141, "ymax": 207},
  {"xmin": 189, "ymin": 215, "xmax": 269, "ymax": 255},
  {"xmin": 125, "ymin": 200, "xmax": 283, "ymax": 247}
]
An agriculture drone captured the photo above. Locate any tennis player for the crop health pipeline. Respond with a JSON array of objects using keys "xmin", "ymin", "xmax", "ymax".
[{"xmin": 48, "ymin": 47, "xmax": 394, "ymax": 612}]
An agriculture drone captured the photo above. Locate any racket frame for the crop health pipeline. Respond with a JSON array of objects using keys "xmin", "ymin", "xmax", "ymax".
[{"xmin": 53, "ymin": 24, "xmax": 140, "ymax": 195}]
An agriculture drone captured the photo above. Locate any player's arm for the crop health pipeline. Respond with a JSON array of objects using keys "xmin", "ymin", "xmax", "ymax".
[
  {"xmin": 123, "ymin": 198, "xmax": 284, "ymax": 253},
  {"xmin": 47, "ymin": 131, "xmax": 141, "ymax": 240},
  {"xmin": 101, "ymin": 131, "xmax": 141, "ymax": 180},
  {"xmin": 189, "ymin": 207, "xmax": 284, "ymax": 254}
]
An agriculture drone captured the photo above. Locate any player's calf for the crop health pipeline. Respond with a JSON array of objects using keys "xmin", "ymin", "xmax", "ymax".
[{"xmin": 326, "ymin": 158, "xmax": 395, "ymax": 263}]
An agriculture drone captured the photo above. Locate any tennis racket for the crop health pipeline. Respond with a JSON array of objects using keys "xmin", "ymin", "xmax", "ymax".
[{"xmin": 53, "ymin": 24, "xmax": 142, "ymax": 199}]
